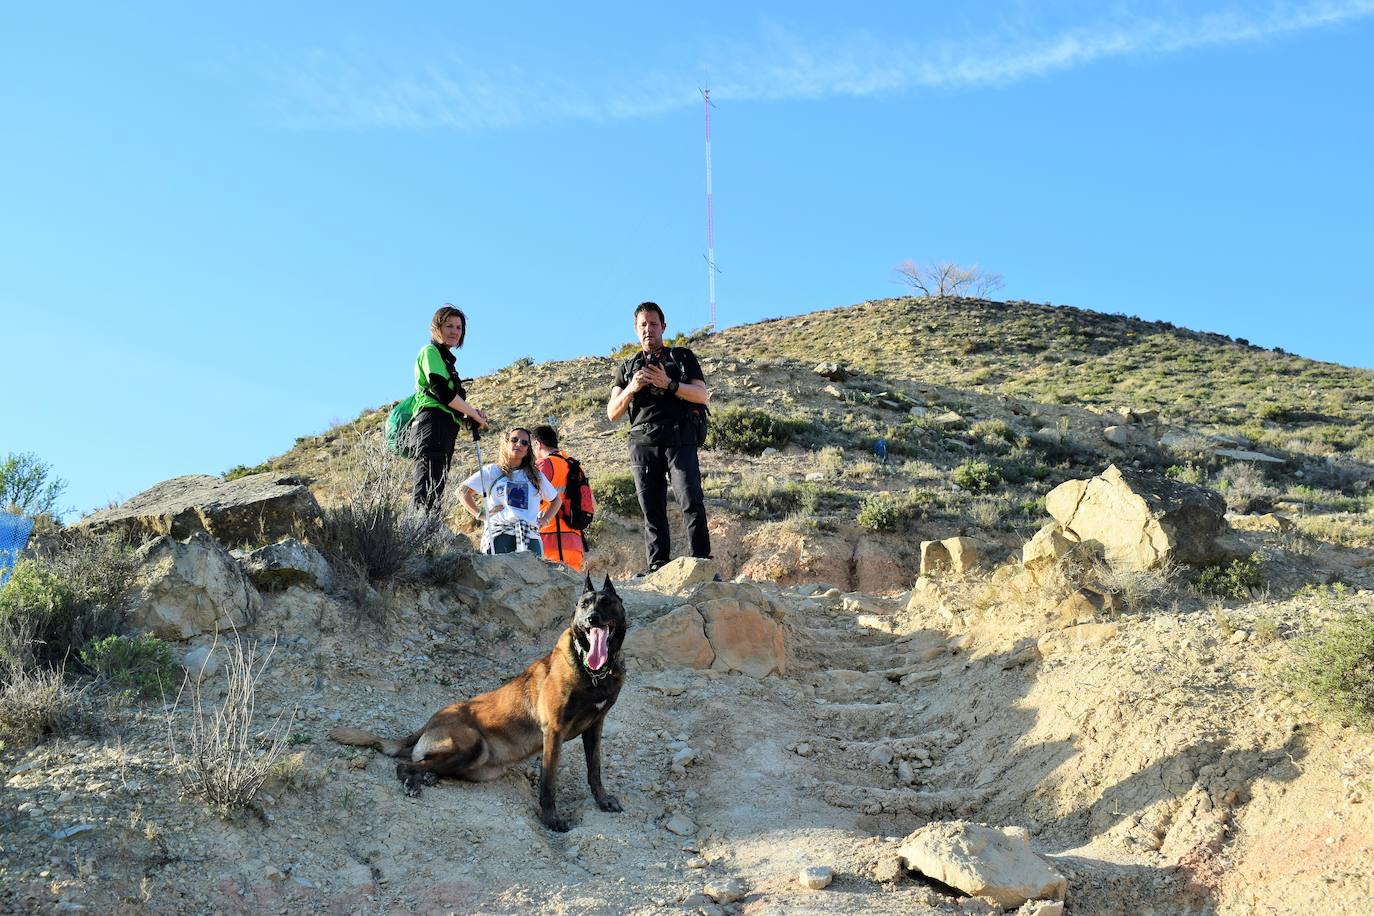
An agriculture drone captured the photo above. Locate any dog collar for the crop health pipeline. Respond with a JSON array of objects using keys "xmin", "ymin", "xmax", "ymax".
[{"xmin": 576, "ymin": 644, "xmax": 613, "ymax": 685}]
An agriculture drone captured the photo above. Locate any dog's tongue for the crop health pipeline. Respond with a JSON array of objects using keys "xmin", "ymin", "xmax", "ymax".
[{"xmin": 587, "ymin": 627, "xmax": 609, "ymax": 671}]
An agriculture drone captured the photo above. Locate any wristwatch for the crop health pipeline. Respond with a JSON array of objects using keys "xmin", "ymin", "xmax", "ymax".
[{"xmin": 668, "ymin": 379, "xmax": 680, "ymax": 396}]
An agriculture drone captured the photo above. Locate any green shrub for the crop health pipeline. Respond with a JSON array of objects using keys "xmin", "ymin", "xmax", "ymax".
[
  {"xmin": 79, "ymin": 634, "xmax": 177, "ymax": 699},
  {"xmin": 733, "ymin": 475, "xmax": 819, "ymax": 519},
  {"xmin": 1165, "ymin": 463, "xmax": 1206, "ymax": 485},
  {"xmin": 857, "ymin": 493, "xmax": 904, "ymax": 532},
  {"xmin": 591, "ymin": 471, "xmax": 639, "ymax": 517},
  {"xmin": 1196, "ymin": 554, "xmax": 1264, "ymax": 599},
  {"xmin": 953, "ymin": 458, "xmax": 1002, "ymax": 493},
  {"xmin": 224, "ymin": 462, "xmax": 269, "ymax": 481},
  {"xmin": 0, "ymin": 535, "xmax": 131, "ymax": 667},
  {"xmin": 707, "ymin": 406, "xmax": 811, "ymax": 455},
  {"xmin": 1287, "ymin": 608, "xmax": 1374, "ymax": 728},
  {"xmin": 969, "ymin": 419, "xmax": 1015, "ymax": 444}
]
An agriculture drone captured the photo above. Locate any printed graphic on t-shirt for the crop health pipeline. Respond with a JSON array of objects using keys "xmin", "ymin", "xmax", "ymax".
[{"xmin": 507, "ymin": 479, "xmax": 529, "ymax": 511}]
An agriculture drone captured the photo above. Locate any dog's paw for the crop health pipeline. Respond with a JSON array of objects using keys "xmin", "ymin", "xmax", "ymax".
[
  {"xmin": 404, "ymin": 781, "xmax": 422, "ymax": 799},
  {"xmin": 596, "ymin": 794, "xmax": 623, "ymax": 813},
  {"xmin": 421, "ymin": 770, "xmax": 439, "ymax": 787},
  {"xmin": 542, "ymin": 813, "xmax": 571, "ymax": 833}
]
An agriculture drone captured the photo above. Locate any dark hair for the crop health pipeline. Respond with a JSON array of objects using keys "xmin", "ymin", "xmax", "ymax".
[
  {"xmin": 430, "ymin": 304, "xmax": 467, "ymax": 348},
  {"xmin": 634, "ymin": 301, "xmax": 665, "ymax": 324},
  {"xmin": 531, "ymin": 424, "xmax": 559, "ymax": 449}
]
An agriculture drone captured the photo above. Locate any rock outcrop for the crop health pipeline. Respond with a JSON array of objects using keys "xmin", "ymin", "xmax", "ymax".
[
  {"xmin": 920, "ymin": 537, "xmax": 981, "ymax": 576},
  {"xmin": 238, "ymin": 538, "xmax": 333, "ymax": 592},
  {"xmin": 80, "ymin": 473, "xmax": 321, "ymax": 548},
  {"xmin": 454, "ymin": 552, "xmax": 581, "ymax": 633},
  {"xmin": 628, "ymin": 580, "xmax": 786, "ymax": 677},
  {"xmin": 1045, "ymin": 464, "xmax": 1229, "ymax": 571},
  {"xmin": 125, "ymin": 533, "xmax": 261, "ymax": 639}
]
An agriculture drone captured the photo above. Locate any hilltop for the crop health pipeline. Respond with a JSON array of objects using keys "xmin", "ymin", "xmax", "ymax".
[{"xmin": 3, "ymin": 295, "xmax": 1373, "ymax": 914}]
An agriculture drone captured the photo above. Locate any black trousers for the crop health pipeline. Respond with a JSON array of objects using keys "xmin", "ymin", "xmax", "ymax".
[
  {"xmin": 629, "ymin": 439, "xmax": 711, "ymax": 568},
  {"xmin": 411, "ymin": 407, "xmax": 459, "ymax": 513}
]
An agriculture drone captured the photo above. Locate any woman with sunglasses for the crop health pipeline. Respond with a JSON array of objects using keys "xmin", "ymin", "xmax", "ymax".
[{"xmin": 458, "ymin": 427, "xmax": 561, "ymax": 555}]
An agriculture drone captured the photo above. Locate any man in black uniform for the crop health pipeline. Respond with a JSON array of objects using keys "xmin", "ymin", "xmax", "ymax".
[{"xmin": 607, "ymin": 301, "xmax": 712, "ymax": 573}]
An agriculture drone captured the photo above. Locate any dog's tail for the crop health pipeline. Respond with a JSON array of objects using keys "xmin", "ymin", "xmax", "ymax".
[{"xmin": 328, "ymin": 726, "xmax": 419, "ymax": 758}]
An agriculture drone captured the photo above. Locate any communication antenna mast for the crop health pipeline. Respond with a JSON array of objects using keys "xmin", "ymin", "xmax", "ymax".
[{"xmin": 702, "ymin": 87, "xmax": 718, "ymax": 329}]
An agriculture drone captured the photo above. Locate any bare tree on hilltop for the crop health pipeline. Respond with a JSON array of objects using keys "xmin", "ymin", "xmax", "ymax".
[{"xmin": 894, "ymin": 260, "xmax": 1005, "ymax": 299}]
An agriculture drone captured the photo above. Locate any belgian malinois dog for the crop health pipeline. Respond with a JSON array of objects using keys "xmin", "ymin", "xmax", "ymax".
[{"xmin": 330, "ymin": 575, "xmax": 627, "ymax": 832}]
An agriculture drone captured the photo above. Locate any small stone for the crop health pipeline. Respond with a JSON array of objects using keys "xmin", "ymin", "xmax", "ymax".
[
  {"xmin": 687, "ymin": 856, "xmax": 708, "ymax": 869},
  {"xmin": 672, "ymin": 748, "xmax": 698, "ymax": 768},
  {"xmin": 799, "ymin": 866, "xmax": 834, "ymax": 890},
  {"xmin": 897, "ymin": 761, "xmax": 915, "ymax": 784},
  {"xmin": 795, "ymin": 743, "xmax": 813, "ymax": 757},
  {"xmin": 873, "ymin": 854, "xmax": 905, "ymax": 883},
  {"xmin": 868, "ymin": 745, "xmax": 895, "ymax": 766},
  {"xmin": 665, "ymin": 814, "xmax": 699, "ymax": 836},
  {"xmin": 704, "ymin": 877, "xmax": 747, "ymax": 904},
  {"xmin": 682, "ymin": 893, "xmax": 712, "ymax": 907}
]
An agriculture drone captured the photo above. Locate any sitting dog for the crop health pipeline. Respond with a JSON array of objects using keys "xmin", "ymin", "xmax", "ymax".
[{"xmin": 330, "ymin": 574, "xmax": 627, "ymax": 832}]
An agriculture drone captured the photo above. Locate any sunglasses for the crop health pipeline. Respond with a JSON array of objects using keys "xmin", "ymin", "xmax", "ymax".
[{"xmin": 509, "ymin": 437, "xmax": 530, "ymax": 446}]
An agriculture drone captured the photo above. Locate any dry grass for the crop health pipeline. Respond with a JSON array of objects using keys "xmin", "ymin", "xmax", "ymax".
[
  {"xmin": 1093, "ymin": 560, "xmax": 1181, "ymax": 613},
  {"xmin": 0, "ymin": 661, "xmax": 89, "ymax": 750},
  {"xmin": 166, "ymin": 633, "xmax": 295, "ymax": 815}
]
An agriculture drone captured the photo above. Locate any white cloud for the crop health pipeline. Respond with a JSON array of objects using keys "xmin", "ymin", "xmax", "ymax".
[{"xmin": 279, "ymin": 1, "xmax": 1374, "ymax": 129}]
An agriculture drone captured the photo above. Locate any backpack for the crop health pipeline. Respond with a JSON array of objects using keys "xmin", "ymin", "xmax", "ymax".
[
  {"xmin": 555, "ymin": 454, "xmax": 596, "ymax": 531},
  {"xmin": 385, "ymin": 394, "xmax": 418, "ymax": 458}
]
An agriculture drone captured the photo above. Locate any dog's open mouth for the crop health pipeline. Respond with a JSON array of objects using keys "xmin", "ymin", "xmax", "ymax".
[{"xmin": 585, "ymin": 626, "xmax": 609, "ymax": 671}]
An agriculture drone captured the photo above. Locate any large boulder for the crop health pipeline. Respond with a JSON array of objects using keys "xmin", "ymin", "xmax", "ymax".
[
  {"xmin": 454, "ymin": 552, "xmax": 581, "ymax": 633},
  {"xmin": 1045, "ymin": 464, "xmax": 1228, "ymax": 571},
  {"xmin": 896, "ymin": 821, "xmax": 1067, "ymax": 908},
  {"xmin": 920, "ymin": 537, "xmax": 981, "ymax": 576},
  {"xmin": 641, "ymin": 557, "xmax": 717, "ymax": 595},
  {"xmin": 625, "ymin": 604, "xmax": 715, "ymax": 670},
  {"xmin": 237, "ymin": 538, "xmax": 334, "ymax": 592},
  {"xmin": 630, "ymin": 580, "xmax": 786, "ymax": 677},
  {"xmin": 126, "ymin": 533, "xmax": 262, "ymax": 639},
  {"xmin": 1021, "ymin": 522, "xmax": 1075, "ymax": 586},
  {"xmin": 80, "ymin": 473, "xmax": 321, "ymax": 548}
]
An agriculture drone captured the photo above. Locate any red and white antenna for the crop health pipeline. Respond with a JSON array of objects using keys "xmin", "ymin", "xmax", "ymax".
[{"xmin": 702, "ymin": 87, "xmax": 718, "ymax": 329}]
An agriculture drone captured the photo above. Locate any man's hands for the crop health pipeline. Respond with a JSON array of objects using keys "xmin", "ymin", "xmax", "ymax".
[{"xmin": 630, "ymin": 362, "xmax": 671, "ymax": 392}]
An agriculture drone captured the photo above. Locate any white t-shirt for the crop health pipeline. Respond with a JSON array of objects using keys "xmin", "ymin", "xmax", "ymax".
[{"xmin": 461, "ymin": 464, "xmax": 558, "ymax": 528}]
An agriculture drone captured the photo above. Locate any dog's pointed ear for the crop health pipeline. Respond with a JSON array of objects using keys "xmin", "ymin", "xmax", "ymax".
[
  {"xmin": 583, "ymin": 573, "xmax": 596, "ymax": 594},
  {"xmin": 602, "ymin": 574, "xmax": 617, "ymax": 596}
]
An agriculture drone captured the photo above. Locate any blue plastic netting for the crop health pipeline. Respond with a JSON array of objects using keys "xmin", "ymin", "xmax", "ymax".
[{"xmin": 0, "ymin": 513, "xmax": 35, "ymax": 587}]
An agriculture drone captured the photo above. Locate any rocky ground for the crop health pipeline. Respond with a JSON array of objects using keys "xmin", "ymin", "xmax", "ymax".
[{"xmin": 4, "ymin": 525, "xmax": 1373, "ymax": 914}]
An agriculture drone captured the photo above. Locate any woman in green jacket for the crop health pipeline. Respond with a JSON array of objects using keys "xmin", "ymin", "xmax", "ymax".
[{"xmin": 412, "ymin": 304, "xmax": 488, "ymax": 513}]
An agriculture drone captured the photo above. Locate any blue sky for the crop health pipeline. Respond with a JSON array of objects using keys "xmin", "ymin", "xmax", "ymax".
[{"xmin": 3, "ymin": 1, "xmax": 1372, "ymax": 520}]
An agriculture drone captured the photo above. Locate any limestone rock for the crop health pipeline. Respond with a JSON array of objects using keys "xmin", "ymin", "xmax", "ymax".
[
  {"xmin": 799, "ymin": 866, "xmax": 833, "ymax": 890},
  {"xmin": 920, "ymin": 537, "xmax": 981, "ymax": 576},
  {"xmin": 642, "ymin": 556, "xmax": 717, "ymax": 595},
  {"xmin": 80, "ymin": 473, "xmax": 321, "ymax": 548},
  {"xmin": 704, "ymin": 878, "xmax": 747, "ymax": 904},
  {"xmin": 238, "ymin": 538, "xmax": 333, "ymax": 592},
  {"xmin": 1053, "ymin": 587, "xmax": 1121, "ymax": 626},
  {"xmin": 455, "ymin": 552, "xmax": 581, "ymax": 633},
  {"xmin": 126, "ymin": 533, "xmax": 261, "ymax": 640},
  {"xmin": 699, "ymin": 596, "xmax": 786, "ymax": 678},
  {"xmin": 1037, "ymin": 622, "xmax": 1121, "ymax": 656},
  {"xmin": 1214, "ymin": 448, "xmax": 1284, "ymax": 464},
  {"xmin": 1226, "ymin": 512, "xmax": 1294, "ymax": 534},
  {"xmin": 1021, "ymin": 523, "xmax": 1074, "ymax": 585},
  {"xmin": 1103, "ymin": 425, "xmax": 1156, "ymax": 449},
  {"xmin": 896, "ymin": 821, "xmax": 1067, "ymax": 908},
  {"xmin": 626, "ymin": 604, "xmax": 715, "ymax": 670},
  {"xmin": 182, "ymin": 644, "xmax": 222, "ymax": 682},
  {"xmin": 1045, "ymin": 464, "xmax": 1228, "ymax": 571},
  {"xmin": 813, "ymin": 362, "xmax": 849, "ymax": 382}
]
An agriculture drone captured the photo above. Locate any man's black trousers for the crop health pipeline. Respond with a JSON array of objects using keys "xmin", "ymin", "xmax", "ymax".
[
  {"xmin": 411, "ymin": 407, "xmax": 459, "ymax": 513},
  {"xmin": 629, "ymin": 439, "xmax": 711, "ymax": 568}
]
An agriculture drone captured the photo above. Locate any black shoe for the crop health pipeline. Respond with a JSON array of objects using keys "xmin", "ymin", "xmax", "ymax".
[
  {"xmin": 634, "ymin": 562, "xmax": 666, "ymax": 578},
  {"xmin": 712, "ymin": 573, "xmax": 723, "ymax": 582}
]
